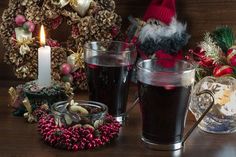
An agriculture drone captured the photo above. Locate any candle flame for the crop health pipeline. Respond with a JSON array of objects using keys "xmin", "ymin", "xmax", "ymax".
[{"xmin": 40, "ymin": 25, "xmax": 46, "ymax": 46}]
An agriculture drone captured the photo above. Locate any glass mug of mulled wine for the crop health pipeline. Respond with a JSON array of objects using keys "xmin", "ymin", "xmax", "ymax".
[
  {"xmin": 137, "ymin": 59, "xmax": 214, "ymax": 151},
  {"xmin": 84, "ymin": 41, "xmax": 137, "ymax": 123}
]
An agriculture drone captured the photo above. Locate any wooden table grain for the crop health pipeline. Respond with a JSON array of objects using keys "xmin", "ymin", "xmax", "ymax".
[{"xmin": 0, "ymin": 82, "xmax": 236, "ymax": 157}]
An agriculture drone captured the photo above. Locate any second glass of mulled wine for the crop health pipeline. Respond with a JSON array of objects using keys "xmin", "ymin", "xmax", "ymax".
[
  {"xmin": 84, "ymin": 41, "xmax": 137, "ymax": 122},
  {"xmin": 137, "ymin": 59, "xmax": 195, "ymax": 150}
]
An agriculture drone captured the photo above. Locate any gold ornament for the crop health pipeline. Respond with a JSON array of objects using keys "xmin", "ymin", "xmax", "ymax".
[
  {"xmin": 23, "ymin": 98, "xmax": 37, "ymax": 123},
  {"xmin": 23, "ymin": 98, "xmax": 32, "ymax": 113},
  {"xmin": 64, "ymin": 82, "xmax": 74, "ymax": 99},
  {"xmin": 16, "ymin": 66, "xmax": 29, "ymax": 78},
  {"xmin": 19, "ymin": 44, "xmax": 30, "ymax": 56},
  {"xmin": 14, "ymin": 29, "xmax": 34, "ymax": 56},
  {"xmin": 71, "ymin": 0, "xmax": 92, "ymax": 17},
  {"xmin": 8, "ymin": 87, "xmax": 17, "ymax": 106},
  {"xmin": 51, "ymin": 0, "xmax": 92, "ymax": 17},
  {"xmin": 51, "ymin": 0, "xmax": 69, "ymax": 8},
  {"xmin": 67, "ymin": 48, "xmax": 84, "ymax": 69}
]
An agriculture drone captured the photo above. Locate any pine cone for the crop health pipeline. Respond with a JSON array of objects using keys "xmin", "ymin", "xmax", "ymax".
[
  {"xmin": 22, "ymin": 0, "xmax": 37, "ymax": 6},
  {"xmin": 14, "ymin": 44, "xmax": 38, "ymax": 79},
  {"xmin": 51, "ymin": 48, "xmax": 67, "ymax": 81},
  {"xmin": 21, "ymin": 0, "xmax": 42, "ymax": 6},
  {"xmin": 25, "ymin": 45, "xmax": 38, "ymax": 79},
  {"xmin": 25, "ymin": 4, "xmax": 43, "ymax": 24},
  {"xmin": 115, "ymin": 15, "xmax": 122, "ymax": 27},
  {"xmin": 87, "ymin": 1, "xmax": 101, "ymax": 16},
  {"xmin": 15, "ymin": 65, "xmax": 30, "ymax": 78},
  {"xmin": 75, "ymin": 17, "xmax": 94, "ymax": 46},
  {"xmin": 98, "ymin": 0, "xmax": 116, "ymax": 11},
  {"xmin": 25, "ymin": 62, "xmax": 37, "ymax": 79},
  {"xmin": 0, "ymin": 4, "xmax": 18, "ymax": 50},
  {"xmin": 72, "ymin": 68, "xmax": 87, "ymax": 90},
  {"xmin": 76, "ymin": 36, "xmax": 87, "ymax": 47},
  {"xmin": 92, "ymin": 28, "xmax": 112, "ymax": 42},
  {"xmin": 8, "ymin": 50, "xmax": 19, "ymax": 65},
  {"xmin": 90, "ymin": 18, "xmax": 100, "ymax": 35},
  {"xmin": 66, "ymin": 37, "xmax": 77, "ymax": 50},
  {"xmin": 61, "ymin": 10, "xmax": 81, "ymax": 24},
  {"xmin": 45, "ymin": 8, "xmax": 59, "ymax": 19},
  {"xmin": 95, "ymin": 10, "xmax": 118, "ymax": 29},
  {"xmin": 0, "ymin": 23, "xmax": 14, "ymax": 51},
  {"xmin": 77, "ymin": 17, "xmax": 91, "ymax": 36},
  {"xmin": 76, "ymin": 79, "xmax": 88, "ymax": 90}
]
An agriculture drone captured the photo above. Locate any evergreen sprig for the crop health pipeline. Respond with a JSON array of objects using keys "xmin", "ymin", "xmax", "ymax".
[
  {"xmin": 211, "ymin": 26, "xmax": 235, "ymax": 53},
  {"xmin": 200, "ymin": 33, "xmax": 223, "ymax": 64}
]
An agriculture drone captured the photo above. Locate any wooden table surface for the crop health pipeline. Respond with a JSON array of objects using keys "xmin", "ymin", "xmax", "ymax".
[{"xmin": 1, "ymin": 82, "xmax": 236, "ymax": 157}]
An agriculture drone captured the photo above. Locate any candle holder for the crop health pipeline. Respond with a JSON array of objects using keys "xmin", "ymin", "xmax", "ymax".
[{"xmin": 23, "ymin": 81, "xmax": 68, "ymax": 106}]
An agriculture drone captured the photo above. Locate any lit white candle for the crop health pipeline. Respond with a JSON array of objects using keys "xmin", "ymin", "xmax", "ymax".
[{"xmin": 38, "ymin": 25, "xmax": 51, "ymax": 87}]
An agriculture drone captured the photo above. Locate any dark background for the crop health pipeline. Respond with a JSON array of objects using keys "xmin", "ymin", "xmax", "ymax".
[{"xmin": 1, "ymin": 0, "xmax": 236, "ymax": 81}]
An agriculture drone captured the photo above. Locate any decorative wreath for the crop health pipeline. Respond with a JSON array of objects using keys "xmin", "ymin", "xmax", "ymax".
[
  {"xmin": 0, "ymin": 0, "xmax": 122, "ymax": 90},
  {"xmin": 34, "ymin": 107, "xmax": 121, "ymax": 151}
]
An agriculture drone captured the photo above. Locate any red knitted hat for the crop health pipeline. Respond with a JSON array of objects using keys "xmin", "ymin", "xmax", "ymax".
[{"xmin": 143, "ymin": 0, "xmax": 176, "ymax": 25}]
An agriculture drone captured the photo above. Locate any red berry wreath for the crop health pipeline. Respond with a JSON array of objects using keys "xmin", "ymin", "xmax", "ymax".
[{"xmin": 34, "ymin": 107, "xmax": 121, "ymax": 151}]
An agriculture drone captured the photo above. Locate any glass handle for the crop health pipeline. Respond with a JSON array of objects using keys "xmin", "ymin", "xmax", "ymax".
[{"xmin": 183, "ymin": 90, "xmax": 215, "ymax": 143}]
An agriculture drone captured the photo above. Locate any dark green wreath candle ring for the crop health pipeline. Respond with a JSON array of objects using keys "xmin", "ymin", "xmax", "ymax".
[{"xmin": 23, "ymin": 81, "xmax": 68, "ymax": 106}]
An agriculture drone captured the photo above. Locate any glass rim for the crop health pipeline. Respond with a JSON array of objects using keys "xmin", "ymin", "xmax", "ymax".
[
  {"xmin": 137, "ymin": 59, "xmax": 195, "ymax": 74},
  {"xmin": 83, "ymin": 41, "xmax": 135, "ymax": 53}
]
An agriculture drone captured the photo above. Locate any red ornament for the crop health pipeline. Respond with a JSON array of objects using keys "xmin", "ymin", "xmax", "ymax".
[
  {"xmin": 60, "ymin": 63, "xmax": 72, "ymax": 75},
  {"xmin": 23, "ymin": 21, "xmax": 35, "ymax": 32},
  {"xmin": 213, "ymin": 65, "xmax": 234, "ymax": 77},
  {"xmin": 15, "ymin": 15, "xmax": 26, "ymax": 26},
  {"xmin": 62, "ymin": 74, "xmax": 74, "ymax": 83},
  {"xmin": 189, "ymin": 47, "xmax": 214, "ymax": 68},
  {"xmin": 227, "ymin": 48, "xmax": 236, "ymax": 66}
]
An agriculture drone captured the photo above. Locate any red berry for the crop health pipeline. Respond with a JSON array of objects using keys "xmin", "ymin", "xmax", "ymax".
[
  {"xmin": 87, "ymin": 143, "xmax": 93, "ymax": 149},
  {"xmin": 72, "ymin": 144, "xmax": 79, "ymax": 151},
  {"xmin": 86, "ymin": 134, "xmax": 93, "ymax": 140}
]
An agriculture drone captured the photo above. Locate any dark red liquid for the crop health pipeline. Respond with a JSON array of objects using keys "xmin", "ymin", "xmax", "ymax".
[
  {"xmin": 85, "ymin": 55, "xmax": 133, "ymax": 116},
  {"xmin": 138, "ymin": 81, "xmax": 192, "ymax": 144}
]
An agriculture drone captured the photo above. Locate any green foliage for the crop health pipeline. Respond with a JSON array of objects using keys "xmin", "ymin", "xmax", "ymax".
[
  {"xmin": 200, "ymin": 33, "xmax": 223, "ymax": 64},
  {"xmin": 232, "ymin": 67, "xmax": 236, "ymax": 74},
  {"xmin": 211, "ymin": 26, "xmax": 235, "ymax": 53},
  {"xmin": 195, "ymin": 66, "xmax": 212, "ymax": 82}
]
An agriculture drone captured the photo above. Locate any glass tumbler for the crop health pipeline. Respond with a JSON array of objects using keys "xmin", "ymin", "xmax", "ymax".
[
  {"xmin": 137, "ymin": 59, "xmax": 214, "ymax": 150},
  {"xmin": 84, "ymin": 41, "xmax": 137, "ymax": 122}
]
